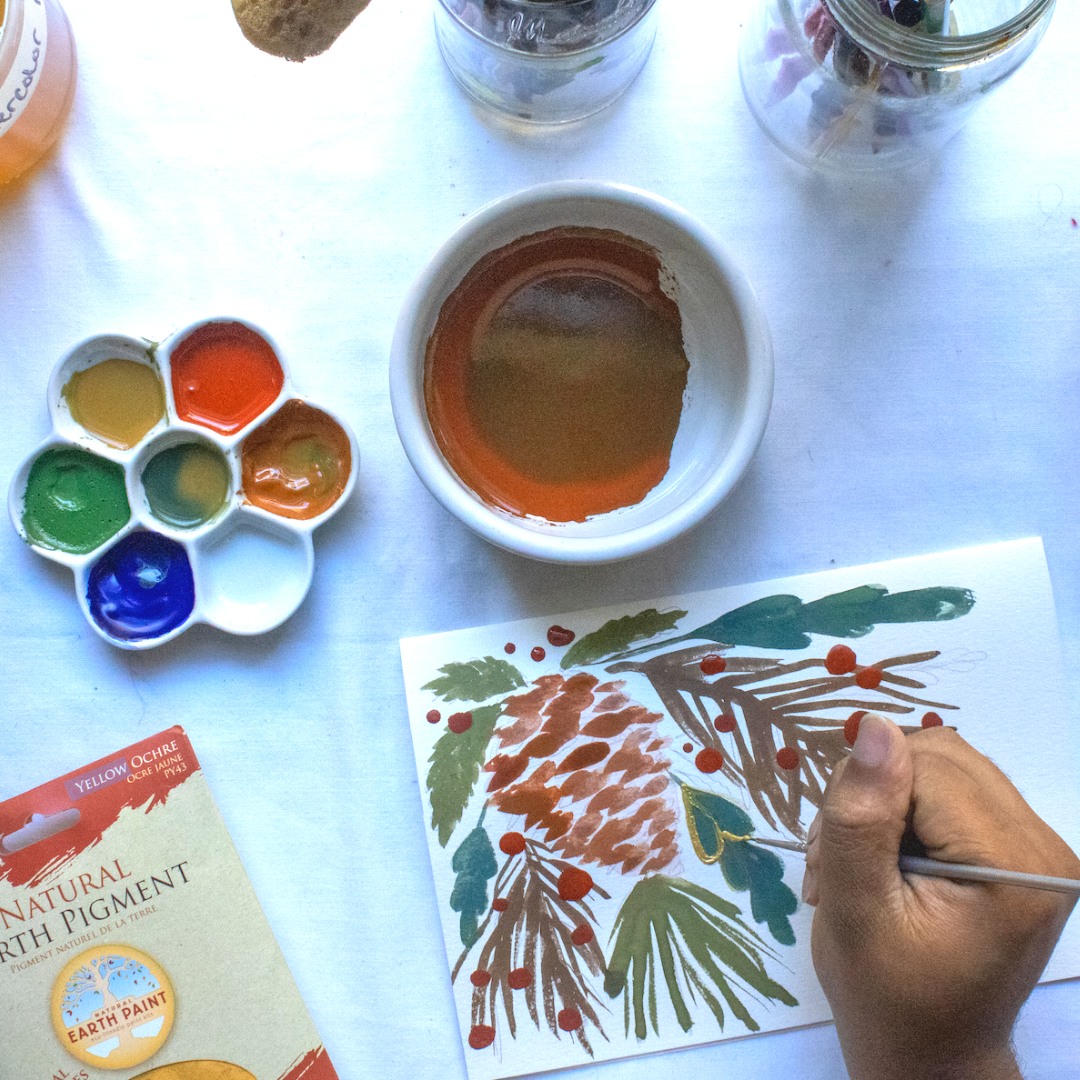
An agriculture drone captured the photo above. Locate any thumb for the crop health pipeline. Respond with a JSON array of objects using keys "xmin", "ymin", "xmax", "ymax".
[{"xmin": 807, "ymin": 712, "xmax": 913, "ymax": 932}]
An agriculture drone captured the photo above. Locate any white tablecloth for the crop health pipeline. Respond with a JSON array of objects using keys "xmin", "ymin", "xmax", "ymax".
[{"xmin": 2, "ymin": 0, "xmax": 1078, "ymax": 1077}]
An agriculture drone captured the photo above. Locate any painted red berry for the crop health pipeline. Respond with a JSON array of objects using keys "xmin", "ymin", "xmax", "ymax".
[
  {"xmin": 426, "ymin": 709, "xmax": 441, "ymax": 724},
  {"xmin": 844, "ymin": 710, "xmax": 866, "ymax": 746},
  {"xmin": 557, "ymin": 867, "xmax": 593, "ymax": 901},
  {"xmin": 855, "ymin": 666, "xmax": 882, "ymax": 690},
  {"xmin": 700, "ymin": 654, "xmax": 726, "ymax": 675},
  {"xmin": 508, "ymin": 967, "xmax": 532, "ymax": 989},
  {"xmin": 448, "ymin": 711, "xmax": 473, "ymax": 733},
  {"xmin": 505, "ymin": 642, "xmax": 516, "ymax": 654},
  {"xmin": 531, "ymin": 646, "xmax": 546, "ymax": 661},
  {"xmin": 500, "ymin": 832, "xmax": 527, "ymax": 855},
  {"xmin": 571, "ymin": 923, "xmax": 594, "ymax": 946},
  {"xmin": 713, "ymin": 713, "xmax": 737, "ymax": 733},
  {"xmin": 776, "ymin": 747, "xmax": 800, "ymax": 771},
  {"xmin": 547, "ymin": 625, "xmax": 575, "ymax": 647},
  {"xmin": 557, "ymin": 1007, "xmax": 583, "ymax": 1032},
  {"xmin": 469, "ymin": 1025, "xmax": 496, "ymax": 1049},
  {"xmin": 470, "ymin": 969, "xmax": 492, "ymax": 987},
  {"xmin": 492, "ymin": 897, "xmax": 509, "ymax": 912},
  {"xmin": 921, "ymin": 711, "xmax": 944, "ymax": 728},
  {"xmin": 683, "ymin": 742, "xmax": 693, "ymax": 753},
  {"xmin": 825, "ymin": 644, "xmax": 857, "ymax": 675},
  {"xmin": 695, "ymin": 747, "xmax": 724, "ymax": 774}
]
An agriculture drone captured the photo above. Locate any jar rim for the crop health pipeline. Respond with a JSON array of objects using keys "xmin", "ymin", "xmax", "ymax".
[
  {"xmin": 435, "ymin": 0, "xmax": 659, "ymax": 57},
  {"xmin": 827, "ymin": 0, "xmax": 1056, "ymax": 66}
]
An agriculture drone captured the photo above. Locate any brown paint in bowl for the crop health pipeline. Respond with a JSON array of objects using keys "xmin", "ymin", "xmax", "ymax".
[{"xmin": 424, "ymin": 226, "xmax": 689, "ymax": 523}]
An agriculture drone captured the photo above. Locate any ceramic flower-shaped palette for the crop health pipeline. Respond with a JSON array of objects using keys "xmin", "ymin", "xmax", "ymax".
[{"xmin": 8, "ymin": 318, "xmax": 357, "ymax": 649}]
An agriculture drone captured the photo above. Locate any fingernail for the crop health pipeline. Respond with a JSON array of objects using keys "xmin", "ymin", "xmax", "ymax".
[
  {"xmin": 852, "ymin": 711, "xmax": 891, "ymax": 766},
  {"xmin": 801, "ymin": 867, "xmax": 817, "ymax": 905}
]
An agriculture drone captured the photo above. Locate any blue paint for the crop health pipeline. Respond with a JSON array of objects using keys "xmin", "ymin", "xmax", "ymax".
[{"xmin": 87, "ymin": 531, "xmax": 195, "ymax": 642}]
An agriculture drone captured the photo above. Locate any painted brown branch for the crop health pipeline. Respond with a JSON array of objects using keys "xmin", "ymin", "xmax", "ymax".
[
  {"xmin": 609, "ymin": 647, "xmax": 955, "ymax": 838},
  {"xmin": 456, "ymin": 842, "xmax": 610, "ymax": 1051}
]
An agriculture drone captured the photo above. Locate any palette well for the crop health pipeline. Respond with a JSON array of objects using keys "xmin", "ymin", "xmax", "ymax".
[{"xmin": 8, "ymin": 318, "xmax": 357, "ymax": 649}]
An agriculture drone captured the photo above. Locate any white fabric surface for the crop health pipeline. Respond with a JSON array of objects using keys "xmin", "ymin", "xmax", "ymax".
[{"xmin": 1, "ymin": 0, "xmax": 1078, "ymax": 1077}]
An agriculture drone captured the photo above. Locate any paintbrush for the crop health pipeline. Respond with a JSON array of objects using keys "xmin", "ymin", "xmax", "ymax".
[{"xmin": 750, "ymin": 837, "xmax": 1080, "ymax": 896}]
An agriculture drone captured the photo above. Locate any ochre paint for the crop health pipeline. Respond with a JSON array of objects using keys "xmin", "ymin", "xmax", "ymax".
[
  {"xmin": 62, "ymin": 358, "xmax": 166, "ymax": 450},
  {"xmin": 424, "ymin": 226, "xmax": 689, "ymax": 523},
  {"xmin": 169, "ymin": 321, "xmax": 284, "ymax": 436},
  {"xmin": 141, "ymin": 441, "xmax": 232, "ymax": 529},
  {"xmin": 240, "ymin": 398, "xmax": 351, "ymax": 519},
  {"xmin": 21, "ymin": 446, "xmax": 130, "ymax": 554}
]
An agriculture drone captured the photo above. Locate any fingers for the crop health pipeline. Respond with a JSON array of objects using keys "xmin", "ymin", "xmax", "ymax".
[{"xmin": 803, "ymin": 713, "xmax": 912, "ymax": 930}]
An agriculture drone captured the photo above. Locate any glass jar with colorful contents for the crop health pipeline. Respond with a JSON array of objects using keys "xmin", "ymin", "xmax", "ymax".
[
  {"xmin": 738, "ymin": 0, "xmax": 1056, "ymax": 170},
  {"xmin": 434, "ymin": 0, "xmax": 659, "ymax": 123},
  {"xmin": 8, "ymin": 319, "xmax": 358, "ymax": 649},
  {"xmin": 0, "ymin": 0, "xmax": 77, "ymax": 185}
]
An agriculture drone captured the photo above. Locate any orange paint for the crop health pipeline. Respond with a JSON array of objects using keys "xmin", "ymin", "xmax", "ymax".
[
  {"xmin": 241, "ymin": 398, "xmax": 351, "ymax": 520},
  {"xmin": 425, "ymin": 227, "xmax": 689, "ymax": 523},
  {"xmin": 170, "ymin": 321, "xmax": 284, "ymax": 436}
]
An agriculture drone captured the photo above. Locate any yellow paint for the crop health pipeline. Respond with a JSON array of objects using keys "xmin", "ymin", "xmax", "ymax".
[
  {"xmin": 63, "ymin": 358, "xmax": 166, "ymax": 450},
  {"xmin": 176, "ymin": 445, "xmax": 230, "ymax": 506}
]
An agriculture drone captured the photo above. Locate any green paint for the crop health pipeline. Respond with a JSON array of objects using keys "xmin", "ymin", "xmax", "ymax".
[
  {"xmin": 719, "ymin": 842, "xmax": 798, "ymax": 946},
  {"xmin": 142, "ymin": 441, "xmax": 230, "ymax": 529},
  {"xmin": 427, "ymin": 703, "xmax": 502, "ymax": 847},
  {"xmin": 618, "ymin": 585, "xmax": 976, "ymax": 657},
  {"xmin": 681, "ymin": 786, "xmax": 798, "ymax": 946},
  {"xmin": 606, "ymin": 875, "xmax": 797, "ymax": 1040},
  {"xmin": 449, "ymin": 814, "xmax": 498, "ymax": 948},
  {"xmin": 423, "ymin": 656, "xmax": 526, "ymax": 703},
  {"xmin": 21, "ymin": 446, "xmax": 130, "ymax": 554},
  {"xmin": 690, "ymin": 585, "xmax": 975, "ymax": 650},
  {"xmin": 560, "ymin": 608, "xmax": 688, "ymax": 669}
]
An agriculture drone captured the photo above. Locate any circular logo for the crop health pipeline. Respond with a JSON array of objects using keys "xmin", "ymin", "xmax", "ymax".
[{"xmin": 51, "ymin": 944, "xmax": 175, "ymax": 1070}]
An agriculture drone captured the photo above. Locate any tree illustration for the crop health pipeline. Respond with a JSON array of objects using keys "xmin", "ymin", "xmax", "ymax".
[
  {"xmin": 419, "ymin": 584, "xmax": 976, "ymax": 1058},
  {"xmin": 60, "ymin": 954, "xmax": 160, "ymax": 1027}
]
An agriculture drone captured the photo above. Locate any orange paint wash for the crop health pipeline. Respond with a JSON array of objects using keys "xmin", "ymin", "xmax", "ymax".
[
  {"xmin": 424, "ymin": 227, "xmax": 689, "ymax": 523},
  {"xmin": 169, "ymin": 321, "xmax": 285, "ymax": 437},
  {"xmin": 0, "ymin": 0, "xmax": 78, "ymax": 186},
  {"xmin": 241, "ymin": 398, "xmax": 351, "ymax": 520}
]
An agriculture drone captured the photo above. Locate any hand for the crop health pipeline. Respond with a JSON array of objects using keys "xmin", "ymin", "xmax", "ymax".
[{"xmin": 802, "ymin": 712, "xmax": 1080, "ymax": 1080}]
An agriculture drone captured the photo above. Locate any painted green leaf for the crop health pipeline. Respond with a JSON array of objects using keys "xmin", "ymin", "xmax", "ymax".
[
  {"xmin": 621, "ymin": 585, "xmax": 976, "ymax": 655},
  {"xmin": 560, "ymin": 608, "xmax": 688, "ymax": 669},
  {"xmin": 423, "ymin": 657, "xmax": 526, "ymax": 703},
  {"xmin": 682, "ymin": 787, "xmax": 755, "ymax": 858},
  {"xmin": 605, "ymin": 875, "xmax": 797, "ymax": 1040},
  {"xmin": 688, "ymin": 585, "xmax": 975, "ymax": 650},
  {"xmin": 449, "ymin": 818, "xmax": 498, "ymax": 948},
  {"xmin": 427, "ymin": 703, "xmax": 502, "ymax": 847},
  {"xmin": 718, "ymin": 842, "xmax": 798, "ymax": 947},
  {"xmin": 680, "ymin": 786, "xmax": 798, "ymax": 945}
]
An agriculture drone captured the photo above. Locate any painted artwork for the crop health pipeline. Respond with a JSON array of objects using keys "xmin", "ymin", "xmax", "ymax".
[{"xmin": 399, "ymin": 539, "xmax": 1080, "ymax": 1080}]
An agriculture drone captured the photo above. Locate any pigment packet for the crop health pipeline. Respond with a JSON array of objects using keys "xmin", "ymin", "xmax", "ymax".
[{"xmin": 0, "ymin": 728, "xmax": 338, "ymax": 1080}]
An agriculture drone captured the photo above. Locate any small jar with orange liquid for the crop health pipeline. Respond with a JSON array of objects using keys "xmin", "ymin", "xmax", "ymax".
[{"xmin": 0, "ymin": 0, "xmax": 77, "ymax": 185}]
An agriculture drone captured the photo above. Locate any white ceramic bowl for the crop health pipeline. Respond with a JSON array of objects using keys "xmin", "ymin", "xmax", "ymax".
[{"xmin": 390, "ymin": 181, "xmax": 773, "ymax": 564}]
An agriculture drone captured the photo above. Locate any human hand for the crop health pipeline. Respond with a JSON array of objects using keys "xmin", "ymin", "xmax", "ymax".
[{"xmin": 802, "ymin": 712, "xmax": 1080, "ymax": 1080}]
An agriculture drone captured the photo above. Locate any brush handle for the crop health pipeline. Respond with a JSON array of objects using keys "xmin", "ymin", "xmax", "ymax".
[{"xmin": 899, "ymin": 855, "xmax": 1080, "ymax": 896}]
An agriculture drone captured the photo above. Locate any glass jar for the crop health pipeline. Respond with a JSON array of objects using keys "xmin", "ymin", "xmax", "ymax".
[
  {"xmin": 738, "ymin": 0, "xmax": 1056, "ymax": 171},
  {"xmin": 434, "ymin": 0, "xmax": 659, "ymax": 124},
  {"xmin": 0, "ymin": 0, "xmax": 77, "ymax": 185}
]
